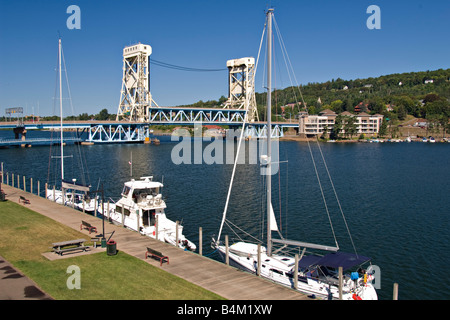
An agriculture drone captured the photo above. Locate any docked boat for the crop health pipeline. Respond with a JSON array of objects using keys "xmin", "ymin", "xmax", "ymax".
[
  {"xmin": 46, "ymin": 180, "xmax": 98, "ymax": 214},
  {"xmin": 45, "ymin": 38, "xmax": 98, "ymax": 215},
  {"xmin": 429, "ymin": 136, "xmax": 436, "ymax": 143},
  {"xmin": 212, "ymin": 9, "xmax": 377, "ymax": 300},
  {"xmin": 101, "ymin": 176, "xmax": 196, "ymax": 251}
]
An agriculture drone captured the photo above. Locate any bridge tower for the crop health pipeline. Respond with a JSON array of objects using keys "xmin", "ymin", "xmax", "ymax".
[
  {"xmin": 223, "ymin": 57, "xmax": 259, "ymax": 122},
  {"xmin": 116, "ymin": 43, "xmax": 158, "ymax": 122}
]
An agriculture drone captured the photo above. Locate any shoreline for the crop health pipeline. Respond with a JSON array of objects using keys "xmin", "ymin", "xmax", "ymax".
[{"xmin": 279, "ymin": 135, "xmax": 450, "ymax": 143}]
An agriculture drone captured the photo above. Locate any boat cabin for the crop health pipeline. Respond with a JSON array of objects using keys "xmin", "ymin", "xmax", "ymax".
[{"xmin": 121, "ymin": 176, "xmax": 164, "ymax": 206}]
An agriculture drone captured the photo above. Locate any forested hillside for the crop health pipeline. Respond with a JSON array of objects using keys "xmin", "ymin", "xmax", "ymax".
[{"xmin": 179, "ymin": 68, "xmax": 450, "ymax": 130}]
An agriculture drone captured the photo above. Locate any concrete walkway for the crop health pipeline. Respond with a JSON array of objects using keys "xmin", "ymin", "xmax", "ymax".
[{"xmin": 1, "ymin": 184, "xmax": 311, "ymax": 300}]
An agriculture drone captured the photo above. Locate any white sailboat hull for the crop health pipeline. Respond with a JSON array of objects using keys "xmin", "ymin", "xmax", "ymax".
[{"xmin": 216, "ymin": 242, "xmax": 377, "ymax": 300}]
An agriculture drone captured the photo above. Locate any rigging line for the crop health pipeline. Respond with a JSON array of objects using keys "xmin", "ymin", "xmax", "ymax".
[
  {"xmin": 275, "ymin": 15, "xmax": 356, "ymax": 255},
  {"xmin": 225, "ymin": 219, "xmax": 262, "ymax": 244},
  {"xmin": 316, "ymin": 142, "xmax": 359, "ymax": 256},
  {"xmin": 149, "ymin": 58, "xmax": 227, "ymax": 72},
  {"xmin": 273, "ymin": 16, "xmax": 306, "ymax": 111},
  {"xmin": 273, "ymin": 16, "xmax": 342, "ymax": 250},
  {"xmin": 61, "ymin": 46, "xmax": 90, "ymax": 186},
  {"xmin": 217, "ymin": 109, "xmax": 248, "ymax": 243},
  {"xmin": 307, "ymin": 140, "xmax": 340, "ymax": 250}
]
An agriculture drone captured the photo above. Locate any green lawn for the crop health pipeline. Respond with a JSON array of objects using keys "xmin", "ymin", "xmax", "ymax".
[{"xmin": 0, "ymin": 200, "xmax": 224, "ymax": 300}]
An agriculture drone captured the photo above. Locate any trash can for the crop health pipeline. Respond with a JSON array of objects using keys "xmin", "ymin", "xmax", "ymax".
[{"xmin": 106, "ymin": 240, "xmax": 117, "ymax": 256}]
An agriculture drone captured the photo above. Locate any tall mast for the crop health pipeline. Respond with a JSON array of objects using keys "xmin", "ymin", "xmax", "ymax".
[
  {"xmin": 59, "ymin": 38, "xmax": 64, "ymax": 180},
  {"xmin": 266, "ymin": 8, "xmax": 273, "ymax": 257}
]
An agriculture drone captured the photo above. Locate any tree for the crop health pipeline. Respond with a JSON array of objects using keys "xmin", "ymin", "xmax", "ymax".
[
  {"xmin": 331, "ymin": 100, "xmax": 343, "ymax": 113},
  {"xmin": 397, "ymin": 105, "xmax": 407, "ymax": 121},
  {"xmin": 378, "ymin": 119, "xmax": 388, "ymax": 137},
  {"xmin": 343, "ymin": 115, "xmax": 358, "ymax": 139},
  {"xmin": 95, "ymin": 108, "xmax": 109, "ymax": 120},
  {"xmin": 331, "ymin": 114, "xmax": 343, "ymax": 139}
]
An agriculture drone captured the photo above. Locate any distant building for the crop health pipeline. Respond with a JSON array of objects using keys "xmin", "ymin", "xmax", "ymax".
[
  {"xmin": 298, "ymin": 110, "xmax": 384, "ymax": 137},
  {"xmin": 424, "ymin": 79, "xmax": 434, "ymax": 84},
  {"xmin": 414, "ymin": 119, "xmax": 428, "ymax": 127},
  {"xmin": 354, "ymin": 102, "xmax": 369, "ymax": 113}
]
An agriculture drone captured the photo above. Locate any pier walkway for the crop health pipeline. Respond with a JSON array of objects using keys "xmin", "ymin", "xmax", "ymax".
[{"xmin": 1, "ymin": 184, "xmax": 310, "ymax": 300}]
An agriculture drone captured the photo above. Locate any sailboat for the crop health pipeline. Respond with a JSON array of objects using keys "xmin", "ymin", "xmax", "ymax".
[
  {"xmin": 212, "ymin": 9, "xmax": 377, "ymax": 300},
  {"xmin": 45, "ymin": 38, "xmax": 98, "ymax": 214}
]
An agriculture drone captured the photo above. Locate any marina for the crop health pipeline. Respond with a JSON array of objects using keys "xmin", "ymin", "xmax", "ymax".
[
  {"xmin": 0, "ymin": 183, "xmax": 310, "ymax": 300},
  {"xmin": 1, "ymin": 140, "xmax": 449, "ymax": 300},
  {"xmin": 1, "ymin": 2, "xmax": 449, "ymax": 302}
]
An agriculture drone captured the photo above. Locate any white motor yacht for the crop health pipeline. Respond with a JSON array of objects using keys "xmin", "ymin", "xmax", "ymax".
[{"xmin": 102, "ymin": 176, "xmax": 196, "ymax": 251}]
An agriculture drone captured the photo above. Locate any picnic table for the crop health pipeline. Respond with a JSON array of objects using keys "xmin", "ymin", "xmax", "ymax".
[{"xmin": 52, "ymin": 239, "xmax": 88, "ymax": 256}]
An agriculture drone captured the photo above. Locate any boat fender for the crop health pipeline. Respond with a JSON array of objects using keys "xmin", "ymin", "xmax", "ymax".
[
  {"xmin": 351, "ymin": 272, "xmax": 359, "ymax": 281},
  {"xmin": 363, "ymin": 273, "xmax": 367, "ymax": 284},
  {"xmin": 352, "ymin": 293, "xmax": 362, "ymax": 300}
]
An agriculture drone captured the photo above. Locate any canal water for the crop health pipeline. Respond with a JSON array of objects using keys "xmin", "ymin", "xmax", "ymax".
[{"xmin": 1, "ymin": 130, "xmax": 449, "ymax": 300}]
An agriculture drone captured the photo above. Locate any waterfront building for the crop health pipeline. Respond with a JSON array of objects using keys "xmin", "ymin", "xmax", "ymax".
[{"xmin": 298, "ymin": 109, "xmax": 384, "ymax": 137}]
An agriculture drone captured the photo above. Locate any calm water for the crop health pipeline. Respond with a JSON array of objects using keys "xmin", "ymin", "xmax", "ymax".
[{"xmin": 1, "ymin": 130, "xmax": 449, "ymax": 300}]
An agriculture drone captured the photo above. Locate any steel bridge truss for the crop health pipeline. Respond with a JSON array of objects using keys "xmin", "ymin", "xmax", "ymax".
[
  {"xmin": 84, "ymin": 123, "xmax": 285, "ymax": 143},
  {"xmin": 86, "ymin": 124, "xmax": 149, "ymax": 143},
  {"xmin": 147, "ymin": 107, "xmax": 246, "ymax": 124}
]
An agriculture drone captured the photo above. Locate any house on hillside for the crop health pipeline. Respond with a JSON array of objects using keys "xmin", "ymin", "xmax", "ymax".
[
  {"xmin": 413, "ymin": 119, "xmax": 428, "ymax": 128},
  {"xmin": 354, "ymin": 102, "xmax": 369, "ymax": 113}
]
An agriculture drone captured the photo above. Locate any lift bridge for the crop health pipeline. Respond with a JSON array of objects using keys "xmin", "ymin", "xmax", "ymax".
[
  {"xmin": 0, "ymin": 112, "xmax": 294, "ymax": 146},
  {"xmin": 0, "ymin": 44, "xmax": 298, "ymax": 146}
]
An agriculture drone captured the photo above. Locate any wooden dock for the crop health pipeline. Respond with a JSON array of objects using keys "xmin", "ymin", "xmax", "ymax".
[{"xmin": 1, "ymin": 184, "xmax": 311, "ymax": 300}]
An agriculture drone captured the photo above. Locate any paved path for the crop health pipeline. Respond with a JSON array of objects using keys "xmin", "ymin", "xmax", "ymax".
[
  {"xmin": 1, "ymin": 184, "xmax": 310, "ymax": 300},
  {"xmin": 0, "ymin": 256, "xmax": 52, "ymax": 300}
]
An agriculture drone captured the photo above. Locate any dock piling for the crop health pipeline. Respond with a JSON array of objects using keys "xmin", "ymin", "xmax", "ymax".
[
  {"xmin": 257, "ymin": 243, "xmax": 261, "ymax": 276},
  {"xmin": 393, "ymin": 283, "xmax": 399, "ymax": 300},
  {"xmin": 338, "ymin": 266, "xmax": 343, "ymax": 300},
  {"xmin": 294, "ymin": 254, "xmax": 299, "ymax": 289},
  {"xmin": 176, "ymin": 220, "xmax": 179, "ymax": 247},
  {"xmin": 155, "ymin": 215, "xmax": 159, "ymax": 240},
  {"xmin": 199, "ymin": 227, "xmax": 203, "ymax": 256},
  {"xmin": 225, "ymin": 235, "xmax": 229, "ymax": 265}
]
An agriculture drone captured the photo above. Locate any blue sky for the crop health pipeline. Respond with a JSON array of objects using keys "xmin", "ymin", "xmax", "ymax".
[{"xmin": 0, "ymin": 0, "xmax": 449, "ymax": 116}]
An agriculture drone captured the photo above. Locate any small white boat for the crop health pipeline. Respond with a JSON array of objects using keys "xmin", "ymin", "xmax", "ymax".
[
  {"xmin": 101, "ymin": 176, "xmax": 196, "ymax": 251},
  {"xmin": 422, "ymin": 137, "xmax": 428, "ymax": 142},
  {"xmin": 429, "ymin": 136, "xmax": 436, "ymax": 143},
  {"xmin": 46, "ymin": 186, "xmax": 98, "ymax": 214}
]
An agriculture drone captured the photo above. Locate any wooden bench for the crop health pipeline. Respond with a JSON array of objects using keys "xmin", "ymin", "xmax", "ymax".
[
  {"xmin": 52, "ymin": 239, "xmax": 87, "ymax": 256},
  {"xmin": 18, "ymin": 195, "xmax": 30, "ymax": 204},
  {"xmin": 80, "ymin": 220, "xmax": 97, "ymax": 234},
  {"xmin": 145, "ymin": 247, "xmax": 169, "ymax": 266}
]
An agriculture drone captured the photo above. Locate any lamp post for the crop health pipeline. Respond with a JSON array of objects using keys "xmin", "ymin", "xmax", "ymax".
[{"xmin": 90, "ymin": 184, "xmax": 105, "ymax": 246}]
